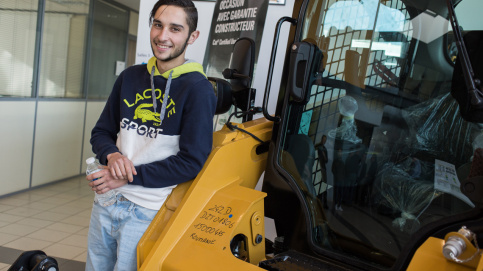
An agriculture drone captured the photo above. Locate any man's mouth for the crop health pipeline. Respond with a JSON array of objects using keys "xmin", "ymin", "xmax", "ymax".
[{"xmin": 155, "ymin": 42, "xmax": 171, "ymax": 50}]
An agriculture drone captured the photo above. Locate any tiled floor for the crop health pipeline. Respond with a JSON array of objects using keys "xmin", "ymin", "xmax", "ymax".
[{"xmin": 0, "ymin": 175, "xmax": 92, "ymax": 270}]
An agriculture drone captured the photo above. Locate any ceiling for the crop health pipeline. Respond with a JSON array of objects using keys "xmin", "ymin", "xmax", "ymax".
[{"xmin": 113, "ymin": 0, "xmax": 140, "ymax": 11}]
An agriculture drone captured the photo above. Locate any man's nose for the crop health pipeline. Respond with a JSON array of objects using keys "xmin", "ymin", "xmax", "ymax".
[{"xmin": 156, "ymin": 28, "xmax": 169, "ymax": 40}]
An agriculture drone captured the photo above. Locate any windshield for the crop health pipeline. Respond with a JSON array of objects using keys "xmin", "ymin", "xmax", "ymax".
[{"xmin": 277, "ymin": 0, "xmax": 483, "ymax": 268}]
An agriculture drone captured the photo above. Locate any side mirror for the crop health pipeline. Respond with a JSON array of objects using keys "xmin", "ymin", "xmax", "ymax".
[
  {"xmin": 208, "ymin": 77, "xmax": 233, "ymax": 115},
  {"xmin": 222, "ymin": 38, "xmax": 256, "ymax": 114},
  {"xmin": 223, "ymin": 37, "xmax": 255, "ymax": 92}
]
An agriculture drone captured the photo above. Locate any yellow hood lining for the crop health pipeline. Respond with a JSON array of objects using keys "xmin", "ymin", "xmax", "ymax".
[{"xmin": 147, "ymin": 57, "xmax": 206, "ymax": 79}]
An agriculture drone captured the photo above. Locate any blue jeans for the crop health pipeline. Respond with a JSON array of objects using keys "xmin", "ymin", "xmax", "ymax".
[{"xmin": 85, "ymin": 193, "xmax": 158, "ymax": 271}]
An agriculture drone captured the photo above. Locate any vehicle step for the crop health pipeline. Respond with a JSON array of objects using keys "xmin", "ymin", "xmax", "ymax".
[{"xmin": 259, "ymin": 250, "xmax": 350, "ymax": 271}]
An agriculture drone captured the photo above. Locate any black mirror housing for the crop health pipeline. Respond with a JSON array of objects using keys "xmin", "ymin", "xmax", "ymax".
[{"xmin": 208, "ymin": 77, "xmax": 233, "ymax": 115}]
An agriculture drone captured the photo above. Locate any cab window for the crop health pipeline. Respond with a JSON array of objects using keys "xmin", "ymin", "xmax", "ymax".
[{"xmin": 277, "ymin": 0, "xmax": 482, "ymax": 268}]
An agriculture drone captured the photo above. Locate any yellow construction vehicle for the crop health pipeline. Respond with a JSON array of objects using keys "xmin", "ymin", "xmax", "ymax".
[{"xmin": 136, "ymin": 0, "xmax": 483, "ymax": 270}]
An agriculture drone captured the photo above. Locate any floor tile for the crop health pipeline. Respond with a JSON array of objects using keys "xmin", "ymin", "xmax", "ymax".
[
  {"xmin": 45, "ymin": 222, "xmax": 85, "ymax": 234},
  {"xmin": 55, "ymin": 192, "xmax": 85, "ymax": 200},
  {"xmin": 0, "ymin": 204, "xmax": 15, "ymax": 212},
  {"xmin": 49, "ymin": 205, "xmax": 89, "ymax": 215},
  {"xmin": 75, "ymin": 193, "xmax": 95, "ymax": 201},
  {"xmin": 81, "ymin": 188, "xmax": 95, "ymax": 195},
  {"xmin": 58, "ymin": 234, "xmax": 88, "ymax": 248},
  {"xmin": 0, "ymin": 176, "xmax": 95, "ymax": 265},
  {"xmin": 31, "ymin": 211, "xmax": 73, "ymax": 222},
  {"xmin": 0, "ymin": 214, "xmax": 24, "ymax": 224},
  {"xmin": 60, "ymin": 215, "xmax": 91, "ymax": 227},
  {"xmin": 59, "ymin": 259, "xmax": 86, "ymax": 271},
  {"xmin": 36, "ymin": 196, "xmax": 75, "ymax": 205},
  {"xmin": 4, "ymin": 237, "xmax": 53, "ymax": 251},
  {"xmin": 23, "ymin": 201, "xmax": 57, "ymax": 211},
  {"xmin": 4, "ymin": 206, "xmax": 46, "ymax": 217},
  {"xmin": 0, "ymin": 233, "xmax": 20, "ymax": 246},
  {"xmin": 73, "ymin": 251, "xmax": 87, "ymax": 262},
  {"xmin": 0, "ymin": 246, "xmax": 24, "ymax": 265},
  {"xmin": 63, "ymin": 200, "xmax": 93, "ymax": 209},
  {"xmin": 16, "ymin": 217, "xmax": 54, "ymax": 228},
  {"xmin": 49, "ymin": 185, "xmax": 75, "ymax": 192},
  {"xmin": 77, "ymin": 209, "xmax": 92, "ymax": 218},
  {"xmin": 7, "ymin": 193, "xmax": 45, "ymax": 202},
  {"xmin": 0, "ymin": 198, "xmax": 28, "ymax": 207},
  {"xmin": 27, "ymin": 228, "xmax": 71, "ymax": 243},
  {"xmin": 76, "ymin": 227, "xmax": 89, "ymax": 236},
  {"xmin": 43, "ymin": 243, "xmax": 86, "ymax": 260},
  {"xmin": 29, "ymin": 188, "xmax": 59, "ymax": 197},
  {"xmin": 0, "ymin": 224, "xmax": 40, "ymax": 236}
]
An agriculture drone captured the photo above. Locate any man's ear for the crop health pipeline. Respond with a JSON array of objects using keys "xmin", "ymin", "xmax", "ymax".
[{"xmin": 188, "ymin": 30, "xmax": 200, "ymax": 45}]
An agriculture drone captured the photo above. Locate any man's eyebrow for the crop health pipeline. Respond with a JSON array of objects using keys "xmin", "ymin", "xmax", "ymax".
[
  {"xmin": 152, "ymin": 19, "xmax": 185, "ymax": 29},
  {"xmin": 169, "ymin": 23, "xmax": 185, "ymax": 29}
]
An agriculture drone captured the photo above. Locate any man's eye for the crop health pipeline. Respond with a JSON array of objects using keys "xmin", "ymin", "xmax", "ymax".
[
  {"xmin": 154, "ymin": 23, "xmax": 162, "ymax": 28},
  {"xmin": 172, "ymin": 28, "xmax": 180, "ymax": 32}
]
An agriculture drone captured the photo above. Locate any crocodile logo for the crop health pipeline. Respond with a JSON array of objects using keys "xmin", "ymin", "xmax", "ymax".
[{"xmin": 133, "ymin": 103, "xmax": 161, "ymax": 126}]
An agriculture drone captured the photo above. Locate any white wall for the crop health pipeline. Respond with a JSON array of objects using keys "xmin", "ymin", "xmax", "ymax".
[
  {"xmin": 0, "ymin": 100, "xmax": 91, "ymax": 197},
  {"xmin": 0, "ymin": 101, "xmax": 36, "ymax": 194},
  {"xmin": 82, "ymin": 102, "xmax": 107, "ymax": 173},
  {"xmin": 32, "ymin": 101, "xmax": 85, "ymax": 186},
  {"xmin": 252, "ymin": 0, "xmax": 295, "ymax": 115}
]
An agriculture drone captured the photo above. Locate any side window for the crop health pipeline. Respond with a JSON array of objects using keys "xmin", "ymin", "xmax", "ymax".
[
  {"xmin": 278, "ymin": 0, "xmax": 479, "ymax": 268},
  {"xmin": 447, "ymin": 0, "xmax": 483, "ymax": 63}
]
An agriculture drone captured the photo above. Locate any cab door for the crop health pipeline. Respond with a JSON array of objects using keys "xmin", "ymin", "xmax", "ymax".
[{"xmin": 262, "ymin": 0, "xmax": 483, "ymax": 270}]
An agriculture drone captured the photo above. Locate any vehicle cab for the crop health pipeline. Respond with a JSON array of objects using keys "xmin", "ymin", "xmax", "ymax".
[{"xmin": 262, "ymin": 0, "xmax": 483, "ymax": 270}]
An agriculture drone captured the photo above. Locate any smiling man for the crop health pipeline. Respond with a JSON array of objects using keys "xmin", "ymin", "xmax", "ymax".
[{"xmin": 85, "ymin": 0, "xmax": 217, "ymax": 270}]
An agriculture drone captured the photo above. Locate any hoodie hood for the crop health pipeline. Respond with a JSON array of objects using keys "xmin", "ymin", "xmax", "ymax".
[
  {"xmin": 147, "ymin": 56, "xmax": 207, "ymax": 78},
  {"xmin": 147, "ymin": 57, "xmax": 207, "ymax": 125}
]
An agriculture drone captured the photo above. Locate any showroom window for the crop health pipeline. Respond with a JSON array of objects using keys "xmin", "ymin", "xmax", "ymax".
[
  {"xmin": 0, "ymin": 0, "xmax": 40, "ymax": 97},
  {"xmin": 0, "ymin": 0, "xmax": 134, "ymax": 99}
]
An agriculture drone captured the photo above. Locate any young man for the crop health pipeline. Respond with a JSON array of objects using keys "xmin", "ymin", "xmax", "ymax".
[{"xmin": 85, "ymin": 0, "xmax": 216, "ymax": 270}]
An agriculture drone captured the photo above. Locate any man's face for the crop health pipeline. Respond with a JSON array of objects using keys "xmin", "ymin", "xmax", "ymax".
[{"xmin": 150, "ymin": 5, "xmax": 199, "ymax": 70}]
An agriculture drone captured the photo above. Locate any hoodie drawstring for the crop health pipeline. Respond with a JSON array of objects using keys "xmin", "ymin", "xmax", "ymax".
[
  {"xmin": 160, "ymin": 70, "xmax": 173, "ymax": 124},
  {"xmin": 151, "ymin": 66, "xmax": 157, "ymax": 113},
  {"xmin": 150, "ymin": 66, "xmax": 173, "ymax": 125}
]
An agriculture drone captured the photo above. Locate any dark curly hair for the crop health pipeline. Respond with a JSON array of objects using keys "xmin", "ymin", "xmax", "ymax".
[{"xmin": 149, "ymin": 0, "xmax": 198, "ymax": 34}]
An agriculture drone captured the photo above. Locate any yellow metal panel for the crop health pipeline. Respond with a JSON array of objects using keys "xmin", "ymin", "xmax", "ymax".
[
  {"xmin": 137, "ymin": 118, "xmax": 272, "ymax": 270},
  {"xmin": 407, "ymin": 237, "xmax": 474, "ymax": 271},
  {"xmin": 137, "ymin": 180, "xmax": 193, "ymax": 266},
  {"xmin": 163, "ymin": 184, "xmax": 266, "ymax": 269}
]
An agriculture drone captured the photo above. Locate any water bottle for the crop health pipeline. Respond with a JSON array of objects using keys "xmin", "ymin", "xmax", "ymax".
[{"xmin": 86, "ymin": 157, "xmax": 116, "ymax": 207}]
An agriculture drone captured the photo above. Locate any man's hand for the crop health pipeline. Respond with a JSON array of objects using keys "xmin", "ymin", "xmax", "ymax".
[
  {"xmin": 86, "ymin": 167, "xmax": 128, "ymax": 194},
  {"xmin": 106, "ymin": 152, "xmax": 137, "ymax": 182}
]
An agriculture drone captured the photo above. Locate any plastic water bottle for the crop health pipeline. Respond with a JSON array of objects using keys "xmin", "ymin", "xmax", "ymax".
[
  {"xmin": 86, "ymin": 157, "xmax": 116, "ymax": 207},
  {"xmin": 86, "ymin": 157, "xmax": 102, "ymax": 178}
]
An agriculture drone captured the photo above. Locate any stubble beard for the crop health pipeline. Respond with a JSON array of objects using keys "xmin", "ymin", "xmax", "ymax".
[{"xmin": 151, "ymin": 36, "xmax": 190, "ymax": 63}]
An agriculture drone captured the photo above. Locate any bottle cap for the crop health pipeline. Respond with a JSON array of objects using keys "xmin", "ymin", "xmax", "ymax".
[{"xmin": 86, "ymin": 157, "xmax": 96, "ymax": 164}]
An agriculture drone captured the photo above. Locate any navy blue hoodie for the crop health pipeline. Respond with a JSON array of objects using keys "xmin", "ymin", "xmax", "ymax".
[{"xmin": 90, "ymin": 57, "xmax": 216, "ymax": 210}]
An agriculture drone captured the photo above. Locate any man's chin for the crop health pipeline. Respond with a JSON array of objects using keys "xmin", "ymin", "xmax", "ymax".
[{"xmin": 152, "ymin": 53, "xmax": 173, "ymax": 62}]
